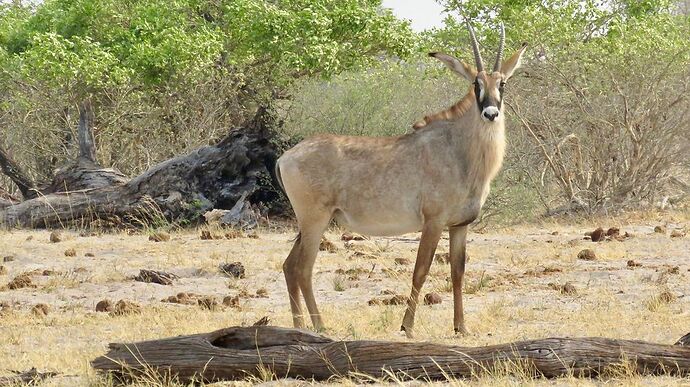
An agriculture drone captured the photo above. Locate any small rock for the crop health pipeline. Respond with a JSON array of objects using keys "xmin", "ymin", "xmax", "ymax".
[
  {"xmin": 223, "ymin": 295, "xmax": 240, "ymax": 308},
  {"xmin": 654, "ymin": 225, "xmax": 666, "ymax": 234},
  {"xmin": 149, "ymin": 231, "xmax": 171, "ymax": 242},
  {"xmin": 64, "ymin": 248, "xmax": 77, "ymax": 257},
  {"xmin": 224, "ymin": 229, "xmax": 244, "ymax": 239},
  {"xmin": 394, "ymin": 258, "xmax": 411, "ymax": 265},
  {"xmin": 341, "ymin": 232, "xmax": 365, "ymax": 241},
  {"xmin": 111, "ymin": 300, "xmax": 141, "ymax": 316},
  {"xmin": 627, "ymin": 260, "xmax": 642, "ymax": 268},
  {"xmin": 551, "ymin": 231, "xmax": 559, "ymax": 236},
  {"xmin": 42, "ymin": 269, "xmax": 58, "ymax": 276},
  {"xmin": 197, "ymin": 296, "xmax": 219, "ymax": 311},
  {"xmin": 368, "ymin": 294, "xmax": 407, "ymax": 306},
  {"xmin": 134, "ymin": 269, "xmax": 178, "ymax": 285},
  {"xmin": 658, "ymin": 290, "xmax": 676, "ymax": 304},
  {"xmin": 549, "ymin": 282, "xmax": 577, "ymax": 295},
  {"xmin": 543, "ymin": 267, "xmax": 562, "ymax": 274},
  {"xmin": 606, "ymin": 227, "xmax": 620, "ymax": 237},
  {"xmin": 3, "ymin": 256, "xmax": 15, "ymax": 262},
  {"xmin": 25, "ymin": 236, "xmax": 33, "ymax": 241},
  {"xmin": 590, "ymin": 228, "xmax": 605, "ymax": 242},
  {"xmin": 200, "ymin": 230, "xmax": 223, "ymax": 240},
  {"xmin": 219, "ymin": 262, "xmax": 245, "ymax": 278},
  {"xmin": 31, "ymin": 303, "xmax": 50, "ymax": 317},
  {"xmin": 561, "ymin": 282, "xmax": 577, "ymax": 295},
  {"xmin": 85, "ymin": 252, "xmax": 95, "ymax": 257},
  {"xmin": 247, "ymin": 232, "xmax": 260, "ymax": 239},
  {"xmin": 367, "ymin": 298, "xmax": 383, "ymax": 306},
  {"xmin": 384, "ymin": 295, "xmax": 407, "ymax": 305},
  {"xmin": 424, "ymin": 292, "xmax": 442, "ymax": 305},
  {"xmin": 434, "ymin": 253, "xmax": 450, "ymax": 264},
  {"xmin": 256, "ymin": 288, "xmax": 269, "ymax": 298},
  {"xmin": 577, "ymin": 249, "xmax": 596, "ymax": 261},
  {"xmin": 670, "ymin": 230, "xmax": 686, "ymax": 238},
  {"xmin": 49, "ymin": 231, "xmax": 62, "ymax": 243},
  {"xmin": 0, "ymin": 266, "xmax": 6, "ymax": 275},
  {"xmin": 319, "ymin": 237, "xmax": 338, "ymax": 253},
  {"xmin": 95, "ymin": 299, "xmax": 114, "ymax": 312},
  {"xmin": 6, "ymin": 274, "xmax": 35, "ymax": 290}
]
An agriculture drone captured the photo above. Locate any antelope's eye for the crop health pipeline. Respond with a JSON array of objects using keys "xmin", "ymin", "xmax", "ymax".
[{"xmin": 499, "ymin": 81, "xmax": 506, "ymax": 88}]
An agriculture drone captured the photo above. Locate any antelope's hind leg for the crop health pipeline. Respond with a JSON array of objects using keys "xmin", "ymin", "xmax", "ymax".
[
  {"xmin": 283, "ymin": 210, "xmax": 331, "ymax": 331},
  {"xmin": 283, "ymin": 235, "xmax": 306, "ymax": 328}
]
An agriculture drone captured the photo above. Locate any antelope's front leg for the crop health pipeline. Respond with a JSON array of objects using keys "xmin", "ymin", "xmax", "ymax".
[
  {"xmin": 449, "ymin": 225, "xmax": 469, "ymax": 334},
  {"xmin": 401, "ymin": 222, "xmax": 443, "ymax": 338}
]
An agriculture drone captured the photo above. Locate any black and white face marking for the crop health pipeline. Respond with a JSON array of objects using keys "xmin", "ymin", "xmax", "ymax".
[{"xmin": 474, "ymin": 76, "xmax": 505, "ymax": 122}]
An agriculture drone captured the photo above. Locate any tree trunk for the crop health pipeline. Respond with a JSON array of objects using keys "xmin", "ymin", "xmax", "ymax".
[
  {"xmin": 91, "ymin": 326, "xmax": 690, "ymax": 383},
  {"xmin": 0, "ymin": 145, "xmax": 37, "ymax": 200},
  {"xmin": 0, "ymin": 107, "xmax": 282, "ymax": 228}
]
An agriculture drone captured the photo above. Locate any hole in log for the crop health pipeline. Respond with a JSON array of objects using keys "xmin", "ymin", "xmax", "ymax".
[{"xmin": 210, "ymin": 332, "xmax": 257, "ymax": 350}]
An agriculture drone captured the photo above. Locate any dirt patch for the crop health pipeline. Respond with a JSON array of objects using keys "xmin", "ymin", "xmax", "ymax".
[
  {"xmin": 148, "ymin": 231, "xmax": 171, "ymax": 242},
  {"xmin": 223, "ymin": 295, "xmax": 240, "ymax": 308},
  {"xmin": 368, "ymin": 294, "xmax": 407, "ymax": 306},
  {"xmin": 219, "ymin": 262, "xmax": 245, "ymax": 278},
  {"xmin": 627, "ymin": 260, "xmax": 642, "ymax": 268},
  {"xmin": 49, "ymin": 231, "xmax": 62, "ymax": 243},
  {"xmin": 4, "ymin": 274, "xmax": 36, "ymax": 290},
  {"xmin": 319, "ymin": 237, "xmax": 338, "ymax": 253},
  {"xmin": 134, "ymin": 269, "xmax": 178, "ymax": 285},
  {"xmin": 197, "ymin": 296, "xmax": 220, "ymax": 311},
  {"xmin": 577, "ymin": 249, "xmax": 596, "ymax": 261},
  {"xmin": 549, "ymin": 282, "xmax": 577, "ymax": 295},
  {"xmin": 111, "ymin": 300, "xmax": 141, "ymax": 316},
  {"xmin": 31, "ymin": 303, "xmax": 50, "ymax": 317}
]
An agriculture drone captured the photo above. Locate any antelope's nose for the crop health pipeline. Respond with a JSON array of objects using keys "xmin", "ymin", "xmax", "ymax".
[{"xmin": 482, "ymin": 106, "xmax": 500, "ymax": 121}]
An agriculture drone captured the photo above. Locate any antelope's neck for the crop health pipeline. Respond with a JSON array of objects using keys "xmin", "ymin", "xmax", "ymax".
[{"xmin": 457, "ymin": 112, "xmax": 506, "ymax": 200}]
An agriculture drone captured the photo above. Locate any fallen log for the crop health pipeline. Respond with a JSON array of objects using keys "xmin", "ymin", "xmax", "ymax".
[
  {"xmin": 0, "ymin": 107, "xmax": 283, "ymax": 228},
  {"xmin": 92, "ymin": 326, "xmax": 690, "ymax": 382}
]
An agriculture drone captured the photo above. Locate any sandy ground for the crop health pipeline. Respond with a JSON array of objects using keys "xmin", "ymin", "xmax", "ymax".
[{"xmin": 0, "ymin": 213, "xmax": 689, "ymax": 386}]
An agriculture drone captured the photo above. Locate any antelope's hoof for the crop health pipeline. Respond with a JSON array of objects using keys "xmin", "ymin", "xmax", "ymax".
[
  {"xmin": 400, "ymin": 325, "xmax": 415, "ymax": 339},
  {"xmin": 454, "ymin": 326, "xmax": 469, "ymax": 336}
]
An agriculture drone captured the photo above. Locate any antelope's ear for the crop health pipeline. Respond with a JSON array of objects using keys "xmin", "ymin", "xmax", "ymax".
[
  {"xmin": 429, "ymin": 52, "xmax": 476, "ymax": 82},
  {"xmin": 500, "ymin": 43, "xmax": 528, "ymax": 80}
]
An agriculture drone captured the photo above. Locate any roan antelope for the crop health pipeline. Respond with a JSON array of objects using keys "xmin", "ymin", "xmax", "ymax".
[{"xmin": 275, "ymin": 21, "xmax": 527, "ymax": 338}]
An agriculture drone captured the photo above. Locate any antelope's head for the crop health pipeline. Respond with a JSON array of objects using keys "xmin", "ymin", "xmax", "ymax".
[{"xmin": 425, "ymin": 22, "xmax": 527, "ymax": 124}]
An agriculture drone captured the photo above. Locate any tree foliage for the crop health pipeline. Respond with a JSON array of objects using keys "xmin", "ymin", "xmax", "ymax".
[
  {"xmin": 0, "ymin": 0, "xmax": 416, "ymax": 186},
  {"xmin": 419, "ymin": 0, "xmax": 690, "ymax": 211}
]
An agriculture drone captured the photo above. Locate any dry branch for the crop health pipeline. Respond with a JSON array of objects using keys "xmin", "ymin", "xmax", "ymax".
[
  {"xmin": 0, "ymin": 368, "xmax": 58, "ymax": 386},
  {"xmin": 0, "ymin": 145, "xmax": 37, "ymax": 200},
  {"xmin": 92, "ymin": 326, "xmax": 690, "ymax": 383}
]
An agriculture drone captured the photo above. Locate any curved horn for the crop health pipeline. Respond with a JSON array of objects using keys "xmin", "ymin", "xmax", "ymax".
[
  {"xmin": 493, "ymin": 22, "xmax": 505, "ymax": 73},
  {"xmin": 465, "ymin": 20, "xmax": 484, "ymax": 73}
]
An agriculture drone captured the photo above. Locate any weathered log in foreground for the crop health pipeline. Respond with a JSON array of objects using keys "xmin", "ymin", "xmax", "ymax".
[
  {"xmin": 0, "ymin": 106, "xmax": 281, "ymax": 228},
  {"xmin": 92, "ymin": 326, "xmax": 690, "ymax": 382}
]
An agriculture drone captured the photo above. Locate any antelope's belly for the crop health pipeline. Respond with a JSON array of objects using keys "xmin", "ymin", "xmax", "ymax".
[{"xmin": 333, "ymin": 208, "xmax": 422, "ymax": 237}]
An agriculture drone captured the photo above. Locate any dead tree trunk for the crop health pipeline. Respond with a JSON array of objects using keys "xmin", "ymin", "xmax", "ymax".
[
  {"xmin": 0, "ymin": 146, "xmax": 37, "ymax": 200},
  {"xmin": 92, "ymin": 326, "xmax": 690, "ymax": 382},
  {"xmin": 0, "ymin": 107, "xmax": 282, "ymax": 228}
]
